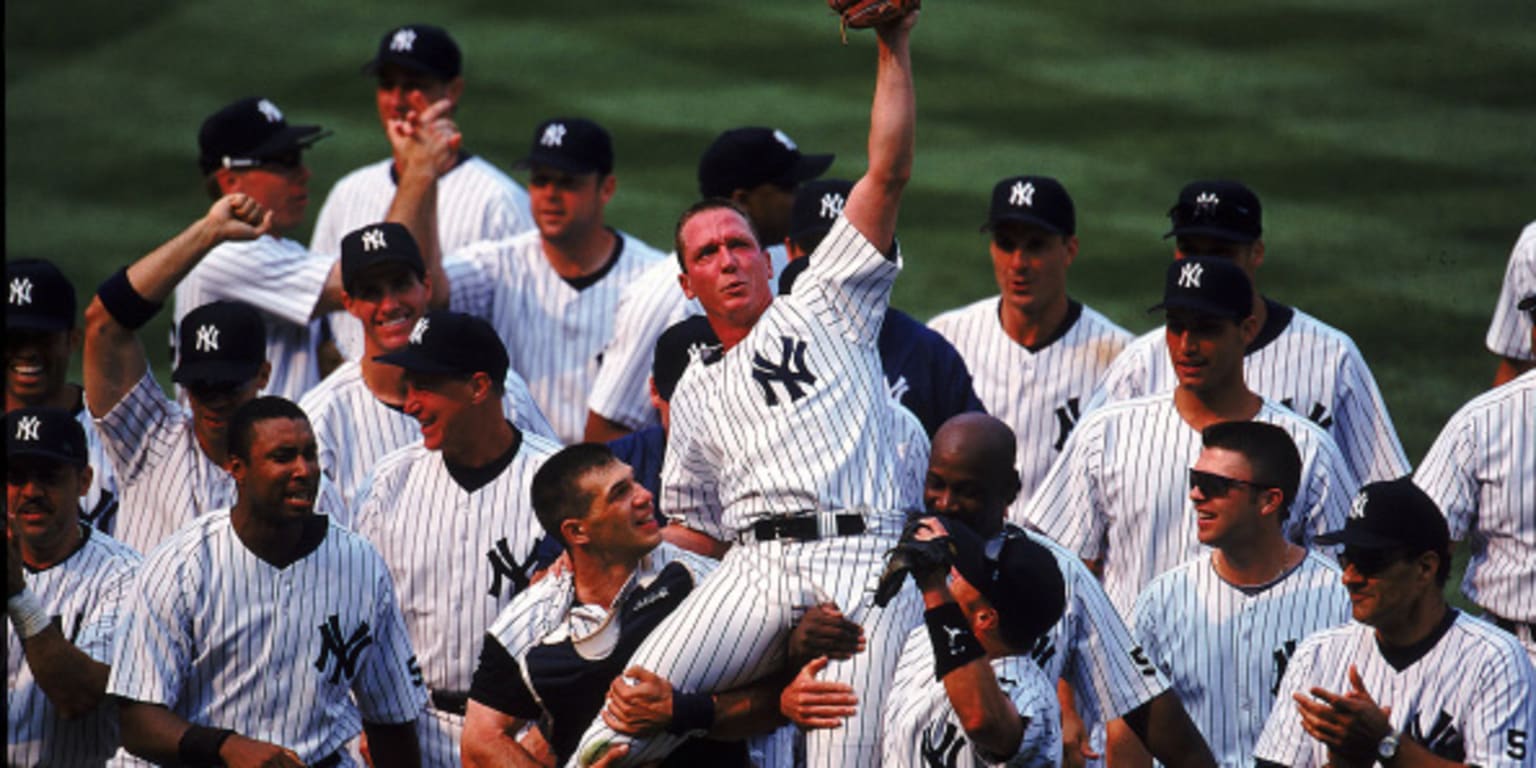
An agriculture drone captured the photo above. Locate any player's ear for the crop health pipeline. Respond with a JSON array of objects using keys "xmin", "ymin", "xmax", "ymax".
[
  {"xmin": 1238, "ymin": 315, "xmax": 1260, "ymax": 345},
  {"xmin": 677, "ymin": 271, "xmax": 697, "ymax": 301},
  {"xmin": 445, "ymin": 76, "xmax": 466, "ymax": 106},
  {"xmin": 469, "ymin": 372, "xmax": 493, "ymax": 404},
  {"xmin": 74, "ymin": 464, "xmax": 94, "ymax": 498},
  {"xmin": 1249, "ymin": 239, "xmax": 1266, "ymax": 270},
  {"xmin": 598, "ymin": 174, "xmax": 617, "ymax": 205},
  {"xmin": 213, "ymin": 168, "xmax": 241, "ymax": 195},
  {"xmin": 1063, "ymin": 235, "xmax": 1080, "ymax": 266},
  {"xmin": 254, "ymin": 362, "xmax": 272, "ymax": 391},
  {"xmin": 560, "ymin": 517, "xmax": 589, "ymax": 546},
  {"xmin": 972, "ymin": 605, "xmax": 999, "ymax": 636}
]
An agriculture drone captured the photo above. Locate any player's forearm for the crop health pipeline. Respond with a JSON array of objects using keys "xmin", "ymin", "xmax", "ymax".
[
  {"xmin": 707, "ymin": 674, "xmax": 792, "ymax": 741},
  {"xmin": 1492, "ymin": 355, "xmax": 1533, "ymax": 387},
  {"xmin": 462, "ymin": 704, "xmax": 548, "ymax": 768},
  {"xmin": 82, "ymin": 296, "xmax": 149, "ymax": 418},
  {"xmin": 361, "ymin": 720, "xmax": 421, "ymax": 768},
  {"xmin": 118, "ymin": 698, "xmax": 198, "ymax": 765},
  {"xmin": 844, "ymin": 15, "xmax": 915, "ymax": 254},
  {"xmin": 940, "ymin": 658, "xmax": 1025, "ymax": 758},
  {"xmin": 1124, "ymin": 690, "xmax": 1216, "ymax": 768},
  {"xmin": 21, "ymin": 625, "xmax": 111, "ymax": 718},
  {"xmin": 387, "ymin": 171, "xmax": 448, "ymax": 310},
  {"xmin": 1105, "ymin": 717, "xmax": 1154, "ymax": 768},
  {"xmin": 125, "ymin": 211, "xmax": 228, "ymax": 304}
]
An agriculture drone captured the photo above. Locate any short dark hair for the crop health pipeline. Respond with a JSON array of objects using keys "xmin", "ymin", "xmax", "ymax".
[
  {"xmin": 227, "ymin": 396, "xmax": 309, "ymax": 462},
  {"xmin": 530, "ymin": 443, "xmax": 617, "ymax": 546},
  {"xmin": 673, "ymin": 198, "xmax": 760, "ymax": 270},
  {"xmin": 1201, "ymin": 421, "xmax": 1302, "ymax": 521}
]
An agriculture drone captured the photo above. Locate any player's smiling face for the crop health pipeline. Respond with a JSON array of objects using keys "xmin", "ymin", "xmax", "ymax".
[
  {"xmin": 1189, "ymin": 447, "xmax": 1266, "ymax": 547},
  {"xmin": 924, "ymin": 449, "xmax": 1009, "ymax": 533},
  {"xmin": 375, "ymin": 66, "xmax": 461, "ymax": 128},
  {"xmin": 7, "ymin": 456, "xmax": 89, "ymax": 548},
  {"xmin": 345, "ymin": 265, "xmax": 429, "ymax": 353},
  {"xmin": 401, "ymin": 370, "xmax": 482, "ymax": 452},
  {"xmin": 527, "ymin": 166, "xmax": 613, "ymax": 244},
  {"xmin": 223, "ymin": 160, "xmax": 311, "ymax": 235},
  {"xmin": 232, "ymin": 416, "xmax": 320, "ymax": 520},
  {"xmin": 989, "ymin": 222, "xmax": 1076, "ymax": 319},
  {"xmin": 678, "ymin": 207, "xmax": 774, "ymax": 332},
  {"xmin": 575, "ymin": 460, "xmax": 661, "ymax": 557},
  {"xmin": 1338, "ymin": 547, "xmax": 1432, "ymax": 628},
  {"xmin": 5, "ymin": 329, "xmax": 74, "ymax": 407},
  {"xmin": 187, "ymin": 371, "xmax": 267, "ymax": 450},
  {"xmin": 1165, "ymin": 309, "xmax": 1251, "ymax": 395}
]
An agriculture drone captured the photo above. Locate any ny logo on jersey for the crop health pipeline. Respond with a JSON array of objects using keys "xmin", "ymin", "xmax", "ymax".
[
  {"xmin": 1177, "ymin": 262, "xmax": 1204, "ymax": 289},
  {"xmin": 314, "ymin": 615, "xmax": 373, "ymax": 684},
  {"xmin": 1279, "ymin": 397, "xmax": 1334, "ymax": 429},
  {"xmin": 540, "ymin": 122, "xmax": 567, "ymax": 148},
  {"xmin": 1010, "ymin": 180, "xmax": 1036, "ymax": 208},
  {"xmin": 1052, "ymin": 397, "xmax": 1082, "ymax": 451},
  {"xmin": 1406, "ymin": 710, "xmax": 1467, "ymax": 761},
  {"xmin": 887, "ymin": 374, "xmax": 911, "ymax": 404},
  {"xmin": 409, "ymin": 317, "xmax": 430, "ymax": 345},
  {"xmin": 820, "ymin": 192, "xmax": 846, "ymax": 220},
  {"xmin": 486, "ymin": 537, "xmax": 537, "ymax": 598},
  {"xmin": 15, "ymin": 415, "xmax": 41, "ymax": 442},
  {"xmin": 1195, "ymin": 191, "xmax": 1220, "ymax": 214},
  {"xmin": 1270, "ymin": 639, "xmax": 1298, "ymax": 695},
  {"xmin": 390, "ymin": 27, "xmax": 417, "ymax": 52},
  {"xmin": 921, "ymin": 721, "xmax": 965, "ymax": 768},
  {"xmin": 256, "ymin": 99, "xmax": 283, "ymax": 124},
  {"xmin": 9, "ymin": 277, "xmax": 33, "ymax": 306},
  {"xmin": 750, "ymin": 336, "xmax": 817, "ymax": 406},
  {"xmin": 360, "ymin": 228, "xmax": 388, "ymax": 252},
  {"xmin": 195, "ymin": 324, "xmax": 220, "ymax": 353}
]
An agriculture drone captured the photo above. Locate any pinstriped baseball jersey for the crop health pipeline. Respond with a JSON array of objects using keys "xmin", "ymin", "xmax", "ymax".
[
  {"xmin": 1020, "ymin": 395, "xmax": 1358, "ymax": 619},
  {"xmin": 1089, "ymin": 303, "xmax": 1409, "ymax": 485},
  {"xmin": 107, "ymin": 510, "xmax": 426, "ymax": 768},
  {"xmin": 73, "ymin": 397, "xmax": 120, "ymax": 534},
  {"xmin": 299, "ymin": 360, "xmax": 555, "ymax": 510},
  {"xmin": 883, "ymin": 628, "xmax": 1063, "ymax": 768},
  {"xmin": 453, "ymin": 230, "xmax": 665, "ymax": 443},
  {"xmin": 173, "ymin": 235, "xmax": 332, "ymax": 402},
  {"xmin": 309, "ymin": 156, "xmax": 535, "ymax": 362},
  {"xmin": 929, "ymin": 297, "xmax": 1131, "ymax": 512},
  {"xmin": 7, "ymin": 526, "xmax": 141, "ymax": 768},
  {"xmin": 1414, "ymin": 368, "xmax": 1536, "ymax": 655},
  {"xmin": 351, "ymin": 431, "xmax": 560, "ymax": 766},
  {"xmin": 1254, "ymin": 612, "xmax": 1536, "ymax": 767},
  {"xmin": 1130, "ymin": 551, "xmax": 1351, "ymax": 766},
  {"xmin": 1486, "ymin": 221, "xmax": 1536, "ymax": 362}
]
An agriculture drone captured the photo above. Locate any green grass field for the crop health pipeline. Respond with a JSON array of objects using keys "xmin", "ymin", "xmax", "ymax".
[{"xmin": 7, "ymin": 2, "xmax": 1534, "ymax": 599}]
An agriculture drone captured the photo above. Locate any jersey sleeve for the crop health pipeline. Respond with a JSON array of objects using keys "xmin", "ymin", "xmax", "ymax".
[
  {"xmin": 1413, "ymin": 409, "xmax": 1479, "ymax": 538},
  {"xmin": 94, "ymin": 371, "xmax": 185, "ymax": 487},
  {"xmin": 468, "ymin": 633, "xmax": 543, "ymax": 720},
  {"xmin": 1128, "ymin": 581, "xmax": 1173, "ymax": 691},
  {"xmin": 187, "ymin": 239, "xmax": 333, "ymax": 327},
  {"xmin": 1328, "ymin": 344, "xmax": 1411, "ymax": 483},
  {"xmin": 657, "ymin": 374, "xmax": 727, "ymax": 539},
  {"xmin": 445, "ymin": 245, "xmax": 499, "ymax": 320},
  {"xmin": 107, "ymin": 545, "xmax": 194, "ymax": 707},
  {"xmin": 72, "ymin": 550, "xmax": 141, "ymax": 664},
  {"xmin": 1485, "ymin": 223, "xmax": 1536, "ymax": 361},
  {"xmin": 1085, "ymin": 338, "xmax": 1154, "ymax": 412},
  {"xmin": 1287, "ymin": 428, "xmax": 1357, "ymax": 557},
  {"xmin": 586, "ymin": 270, "xmax": 689, "ymax": 429},
  {"xmin": 1466, "ymin": 642, "xmax": 1535, "ymax": 767},
  {"xmin": 502, "ymin": 369, "xmax": 559, "ymax": 442},
  {"xmin": 1060, "ymin": 559, "xmax": 1168, "ymax": 724},
  {"xmin": 1017, "ymin": 415, "xmax": 1107, "ymax": 561},
  {"xmin": 352, "ymin": 555, "xmax": 429, "ymax": 724},
  {"xmin": 1252, "ymin": 637, "xmax": 1324, "ymax": 768},
  {"xmin": 799, "ymin": 216, "xmax": 900, "ymax": 347}
]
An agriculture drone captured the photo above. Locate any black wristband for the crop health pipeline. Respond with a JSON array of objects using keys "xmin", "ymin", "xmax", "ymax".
[
  {"xmin": 97, "ymin": 267, "xmax": 163, "ymax": 331},
  {"xmin": 178, "ymin": 724, "xmax": 235, "ymax": 767},
  {"xmin": 925, "ymin": 602, "xmax": 985, "ymax": 681},
  {"xmin": 667, "ymin": 689, "xmax": 716, "ymax": 736}
]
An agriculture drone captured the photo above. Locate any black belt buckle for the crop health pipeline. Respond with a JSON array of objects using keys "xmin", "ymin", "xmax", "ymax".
[
  {"xmin": 430, "ymin": 690, "xmax": 469, "ymax": 716},
  {"xmin": 751, "ymin": 513, "xmax": 866, "ymax": 542}
]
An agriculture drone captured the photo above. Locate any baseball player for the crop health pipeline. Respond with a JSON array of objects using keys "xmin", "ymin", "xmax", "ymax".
[
  {"xmin": 1253, "ymin": 479, "xmax": 1535, "ymax": 767},
  {"xmin": 7, "ymin": 258, "xmax": 119, "ymax": 532},
  {"xmin": 1415, "ymin": 293, "xmax": 1536, "ymax": 665},
  {"xmin": 108, "ymin": 397, "xmax": 424, "ymax": 768},
  {"xmin": 582, "ymin": 125, "xmax": 832, "ymax": 442},
  {"xmin": 778, "ymin": 178, "xmax": 986, "ymax": 438},
  {"xmin": 920, "ymin": 413, "xmax": 1215, "ymax": 768},
  {"xmin": 573, "ymin": 12, "xmax": 927, "ymax": 766},
  {"xmin": 1487, "ymin": 221, "xmax": 1536, "ymax": 386},
  {"xmin": 299, "ymin": 222, "xmax": 553, "ymax": 509},
  {"xmin": 310, "ymin": 23, "xmax": 534, "ymax": 363},
  {"xmin": 1023, "ymin": 257, "xmax": 1360, "ymax": 620},
  {"xmin": 1089, "ymin": 180, "xmax": 1410, "ymax": 486},
  {"xmin": 450, "ymin": 117, "xmax": 665, "ymax": 444},
  {"xmin": 880, "ymin": 516, "xmax": 1066, "ymax": 768},
  {"xmin": 351, "ymin": 309, "xmax": 562, "ymax": 767},
  {"xmin": 928, "ymin": 175, "xmax": 1131, "ymax": 511},
  {"xmin": 1112, "ymin": 421, "xmax": 1351, "ymax": 767},
  {"xmin": 175, "ymin": 93, "xmax": 459, "ymax": 402},
  {"xmin": 7, "ymin": 407, "xmax": 141, "ymax": 767}
]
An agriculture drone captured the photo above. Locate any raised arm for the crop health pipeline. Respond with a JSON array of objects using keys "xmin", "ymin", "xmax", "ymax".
[
  {"xmin": 384, "ymin": 96, "xmax": 460, "ymax": 311},
  {"xmin": 83, "ymin": 194, "xmax": 271, "ymax": 417},
  {"xmin": 842, "ymin": 11, "xmax": 918, "ymax": 254}
]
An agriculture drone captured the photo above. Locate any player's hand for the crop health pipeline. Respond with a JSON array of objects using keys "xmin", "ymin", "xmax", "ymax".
[
  {"xmin": 7, "ymin": 514, "xmax": 25, "ymax": 597},
  {"xmin": 602, "ymin": 667, "xmax": 673, "ymax": 736},
  {"xmin": 585, "ymin": 743, "xmax": 630, "ymax": 768},
  {"xmin": 1059, "ymin": 700, "xmax": 1102, "ymax": 768},
  {"xmin": 779, "ymin": 656, "xmax": 857, "ymax": 730},
  {"xmin": 388, "ymin": 95, "xmax": 461, "ymax": 179},
  {"xmin": 789, "ymin": 603, "xmax": 865, "ymax": 663},
  {"xmin": 204, "ymin": 194, "xmax": 272, "ymax": 245},
  {"xmin": 1292, "ymin": 667, "xmax": 1392, "ymax": 762},
  {"xmin": 217, "ymin": 733, "xmax": 306, "ymax": 768},
  {"xmin": 531, "ymin": 551, "xmax": 572, "ymax": 585}
]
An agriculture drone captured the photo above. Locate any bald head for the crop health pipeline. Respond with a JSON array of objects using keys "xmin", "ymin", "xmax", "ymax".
[
  {"xmin": 925, "ymin": 414, "xmax": 1021, "ymax": 537},
  {"xmin": 933, "ymin": 413, "xmax": 1017, "ymax": 475}
]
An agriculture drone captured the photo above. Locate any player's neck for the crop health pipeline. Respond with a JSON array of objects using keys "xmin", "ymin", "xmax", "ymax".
[
  {"xmin": 999, "ymin": 295, "xmax": 1069, "ymax": 349},
  {"xmin": 1248, "ymin": 292, "xmax": 1267, "ymax": 331},
  {"xmin": 1373, "ymin": 595, "xmax": 1451, "ymax": 649},
  {"xmin": 193, "ymin": 422, "xmax": 232, "ymax": 467},
  {"xmin": 1173, "ymin": 383, "xmax": 1261, "ymax": 431},
  {"xmin": 21, "ymin": 518, "xmax": 85, "ymax": 570},
  {"xmin": 359, "ymin": 354, "xmax": 408, "ymax": 406},
  {"xmin": 229, "ymin": 505, "xmax": 312, "ymax": 567},
  {"xmin": 440, "ymin": 412, "xmax": 517, "ymax": 468},
  {"xmin": 1212, "ymin": 539, "xmax": 1299, "ymax": 588},
  {"xmin": 542, "ymin": 226, "xmax": 617, "ymax": 280},
  {"xmin": 571, "ymin": 550, "xmax": 643, "ymax": 610}
]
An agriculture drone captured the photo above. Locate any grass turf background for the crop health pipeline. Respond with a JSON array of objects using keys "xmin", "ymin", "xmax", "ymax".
[{"xmin": 7, "ymin": 2, "xmax": 1534, "ymax": 599}]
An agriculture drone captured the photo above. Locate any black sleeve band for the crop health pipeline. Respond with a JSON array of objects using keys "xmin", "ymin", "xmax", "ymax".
[
  {"xmin": 97, "ymin": 267, "xmax": 163, "ymax": 331},
  {"xmin": 667, "ymin": 690, "xmax": 716, "ymax": 736},
  {"xmin": 177, "ymin": 724, "xmax": 235, "ymax": 767},
  {"xmin": 468, "ymin": 633, "xmax": 543, "ymax": 720},
  {"xmin": 925, "ymin": 602, "xmax": 986, "ymax": 681}
]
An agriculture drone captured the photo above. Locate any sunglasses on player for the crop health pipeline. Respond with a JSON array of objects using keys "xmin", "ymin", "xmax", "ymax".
[
  {"xmin": 1188, "ymin": 468, "xmax": 1274, "ymax": 498},
  {"xmin": 1338, "ymin": 547, "xmax": 1408, "ymax": 578}
]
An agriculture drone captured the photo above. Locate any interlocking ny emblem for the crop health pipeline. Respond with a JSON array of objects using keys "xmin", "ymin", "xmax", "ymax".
[
  {"xmin": 486, "ymin": 537, "xmax": 537, "ymax": 598},
  {"xmin": 390, "ymin": 28, "xmax": 417, "ymax": 52},
  {"xmin": 1052, "ymin": 396, "xmax": 1081, "ymax": 451},
  {"xmin": 921, "ymin": 721, "xmax": 964, "ymax": 768},
  {"xmin": 772, "ymin": 129, "xmax": 798, "ymax": 151},
  {"xmin": 9, "ymin": 277, "xmax": 33, "ymax": 305},
  {"xmin": 1195, "ymin": 191, "xmax": 1219, "ymax": 213},
  {"xmin": 819, "ymin": 192, "xmax": 846, "ymax": 220},
  {"xmin": 541, "ymin": 123, "xmax": 567, "ymax": 147},
  {"xmin": 1010, "ymin": 180, "xmax": 1035, "ymax": 207},
  {"xmin": 16, "ymin": 416, "xmax": 41, "ymax": 441},
  {"xmin": 314, "ymin": 615, "xmax": 373, "ymax": 684},
  {"xmin": 256, "ymin": 99, "xmax": 283, "ymax": 123},
  {"xmin": 195, "ymin": 324, "xmax": 220, "ymax": 353},
  {"xmin": 1177, "ymin": 262, "xmax": 1203, "ymax": 289},
  {"xmin": 409, "ymin": 317, "xmax": 429, "ymax": 345},
  {"xmin": 750, "ymin": 336, "xmax": 817, "ymax": 406},
  {"xmin": 1349, "ymin": 491, "xmax": 1370, "ymax": 520},
  {"xmin": 360, "ymin": 228, "xmax": 388, "ymax": 251}
]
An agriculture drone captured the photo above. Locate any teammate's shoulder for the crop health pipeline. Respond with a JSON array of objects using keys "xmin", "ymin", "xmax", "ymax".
[
  {"xmin": 372, "ymin": 441, "xmax": 435, "ymax": 479},
  {"xmin": 1454, "ymin": 367, "xmax": 1536, "ymax": 417},
  {"xmin": 326, "ymin": 157, "xmax": 394, "ymax": 190},
  {"xmin": 928, "ymin": 296, "xmax": 998, "ymax": 330},
  {"xmin": 1071, "ymin": 302, "xmax": 1135, "ymax": 339},
  {"xmin": 1138, "ymin": 552, "xmax": 1208, "ymax": 602},
  {"xmin": 80, "ymin": 526, "xmax": 146, "ymax": 566},
  {"xmin": 645, "ymin": 541, "xmax": 720, "ymax": 581},
  {"xmin": 614, "ymin": 230, "xmax": 668, "ymax": 264},
  {"xmin": 1275, "ymin": 306, "xmax": 1359, "ymax": 351},
  {"xmin": 298, "ymin": 361, "xmax": 365, "ymax": 413},
  {"xmin": 143, "ymin": 508, "xmax": 235, "ymax": 566},
  {"xmin": 1296, "ymin": 549, "xmax": 1344, "ymax": 578},
  {"xmin": 1090, "ymin": 391, "xmax": 1172, "ymax": 421},
  {"xmin": 519, "ymin": 430, "xmax": 564, "ymax": 460},
  {"xmin": 1447, "ymin": 611, "xmax": 1536, "ymax": 671},
  {"xmin": 454, "ymin": 154, "xmax": 520, "ymax": 185},
  {"xmin": 1257, "ymin": 398, "xmax": 1337, "ymax": 445}
]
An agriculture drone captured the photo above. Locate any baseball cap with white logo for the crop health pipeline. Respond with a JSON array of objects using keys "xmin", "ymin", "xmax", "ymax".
[
  {"xmin": 787, "ymin": 178, "xmax": 856, "ymax": 247},
  {"xmin": 1149, "ymin": 256, "xmax": 1253, "ymax": 321},
  {"xmin": 6, "ymin": 406, "xmax": 88, "ymax": 467},
  {"xmin": 341, "ymin": 222, "xmax": 425, "ymax": 294},
  {"xmin": 1165, "ymin": 180, "xmax": 1262, "ymax": 243},
  {"xmin": 363, "ymin": 24, "xmax": 461, "ymax": 80},
  {"xmin": 172, "ymin": 300, "xmax": 267, "ymax": 387},
  {"xmin": 6, "ymin": 258, "xmax": 77, "ymax": 331},
  {"xmin": 197, "ymin": 97, "xmax": 330, "ymax": 175},
  {"xmin": 515, "ymin": 118, "xmax": 613, "ymax": 176},
  {"xmin": 984, "ymin": 175, "xmax": 1075, "ymax": 236},
  {"xmin": 1315, "ymin": 477, "xmax": 1449, "ymax": 555},
  {"xmin": 374, "ymin": 310, "xmax": 509, "ymax": 384},
  {"xmin": 698, "ymin": 127, "xmax": 834, "ymax": 199}
]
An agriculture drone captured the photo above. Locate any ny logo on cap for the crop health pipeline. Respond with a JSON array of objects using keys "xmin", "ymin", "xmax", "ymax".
[
  {"xmin": 361, "ymin": 228, "xmax": 388, "ymax": 252},
  {"xmin": 256, "ymin": 99, "xmax": 283, "ymax": 124},
  {"xmin": 195, "ymin": 324, "xmax": 220, "ymax": 353},
  {"xmin": 390, "ymin": 28, "xmax": 417, "ymax": 52},
  {"xmin": 1348, "ymin": 491, "xmax": 1370, "ymax": 520},
  {"xmin": 1010, "ymin": 181, "xmax": 1036, "ymax": 208},
  {"xmin": 9, "ymin": 277, "xmax": 33, "ymax": 306},
  {"xmin": 1195, "ymin": 191, "xmax": 1219, "ymax": 214},
  {"xmin": 409, "ymin": 317, "xmax": 430, "ymax": 345},
  {"xmin": 15, "ymin": 416, "xmax": 41, "ymax": 442},
  {"xmin": 820, "ymin": 192, "xmax": 846, "ymax": 220},
  {"xmin": 1177, "ymin": 262, "xmax": 1204, "ymax": 289},
  {"xmin": 772, "ymin": 129, "xmax": 798, "ymax": 152},
  {"xmin": 540, "ymin": 123, "xmax": 567, "ymax": 148}
]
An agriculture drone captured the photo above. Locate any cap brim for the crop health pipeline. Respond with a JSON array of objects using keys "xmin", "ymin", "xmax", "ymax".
[
  {"xmin": 773, "ymin": 153, "xmax": 835, "ymax": 188},
  {"xmin": 362, "ymin": 54, "xmax": 448, "ymax": 78},
  {"xmin": 373, "ymin": 348, "xmax": 463, "ymax": 375},
  {"xmin": 983, "ymin": 212, "xmax": 1068, "ymax": 236},
  {"xmin": 343, "ymin": 256, "xmax": 425, "ymax": 294},
  {"xmin": 6, "ymin": 315, "xmax": 73, "ymax": 332},
  {"xmin": 1147, "ymin": 297, "xmax": 1244, "ymax": 319},
  {"xmin": 1162, "ymin": 224, "xmax": 1257, "ymax": 242},
  {"xmin": 1314, "ymin": 527, "xmax": 1405, "ymax": 549},
  {"xmin": 7, "ymin": 447, "xmax": 87, "ymax": 467},
  {"xmin": 172, "ymin": 359, "xmax": 262, "ymax": 386},
  {"xmin": 513, "ymin": 153, "xmax": 604, "ymax": 176}
]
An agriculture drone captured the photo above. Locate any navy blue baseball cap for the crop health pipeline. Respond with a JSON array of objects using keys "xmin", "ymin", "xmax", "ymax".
[
  {"xmin": 698, "ymin": 127, "xmax": 834, "ymax": 198},
  {"xmin": 516, "ymin": 118, "xmax": 614, "ymax": 176},
  {"xmin": 788, "ymin": 178, "xmax": 855, "ymax": 246},
  {"xmin": 7, "ymin": 407, "xmax": 89, "ymax": 467},
  {"xmin": 1316, "ymin": 478, "xmax": 1449, "ymax": 554},
  {"xmin": 985, "ymin": 175, "xmax": 1075, "ymax": 236},
  {"xmin": 173, "ymin": 301, "xmax": 268, "ymax": 386},
  {"xmin": 1150, "ymin": 256, "xmax": 1254, "ymax": 320},
  {"xmin": 652, "ymin": 316, "xmax": 721, "ymax": 402},
  {"xmin": 937, "ymin": 517, "xmax": 1065, "ymax": 650},
  {"xmin": 1165, "ymin": 180, "xmax": 1262, "ymax": 242},
  {"xmin": 341, "ymin": 223, "xmax": 425, "ymax": 294},
  {"xmin": 198, "ymin": 97, "xmax": 330, "ymax": 175},
  {"xmin": 364, "ymin": 24, "xmax": 461, "ymax": 80},
  {"xmin": 6, "ymin": 259, "xmax": 77, "ymax": 331},
  {"xmin": 375, "ymin": 310, "xmax": 509, "ymax": 384}
]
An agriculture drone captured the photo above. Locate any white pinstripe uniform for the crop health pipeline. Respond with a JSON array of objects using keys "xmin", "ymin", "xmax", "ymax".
[
  {"xmin": 73, "ymin": 400, "xmax": 120, "ymax": 533},
  {"xmin": 1414, "ymin": 368, "xmax": 1536, "ymax": 664},
  {"xmin": 7, "ymin": 526, "xmax": 141, "ymax": 768},
  {"xmin": 453, "ymin": 230, "xmax": 665, "ymax": 443},
  {"xmin": 929, "ymin": 298, "xmax": 1131, "ymax": 514},
  {"xmin": 299, "ymin": 359, "xmax": 555, "ymax": 510},
  {"xmin": 574, "ymin": 216, "xmax": 927, "ymax": 767},
  {"xmin": 1089, "ymin": 305, "xmax": 1409, "ymax": 485},
  {"xmin": 310, "ymin": 156, "xmax": 535, "ymax": 362},
  {"xmin": 1253, "ymin": 612, "xmax": 1536, "ymax": 767},
  {"xmin": 1486, "ymin": 221, "xmax": 1536, "ymax": 363},
  {"xmin": 106, "ymin": 510, "xmax": 426, "ymax": 768},
  {"xmin": 586, "ymin": 245, "xmax": 790, "ymax": 432},
  {"xmin": 1020, "ymin": 394, "xmax": 1359, "ymax": 619},
  {"xmin": 1130, "ymin": 551, "xmax": 1351, "ymax": 766},
  {"xmin": 173, "ymin": 235, "xmax": 332, "ymax": 402},
  {"xmin": 883, "ymin": 627, "xmax": 1063, "ymax": 768},
  {"xmin": 351, "ymin": 431, "xmax": 561, "ymax": 767}
]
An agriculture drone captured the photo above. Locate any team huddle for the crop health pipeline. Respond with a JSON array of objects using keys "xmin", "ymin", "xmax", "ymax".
[{"xmin": 8, "ymin": 7, "xmax": 1536, "ymax": 768}]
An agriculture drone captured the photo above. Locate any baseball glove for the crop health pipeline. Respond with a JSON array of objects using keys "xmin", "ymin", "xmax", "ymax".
[
  {"xmin": 873, "ymin": 520, "xmax": 956, "ymax": 607},
  {"xmin": 828, "ymin": 0, "xmax": 920, "ymax": 42}
]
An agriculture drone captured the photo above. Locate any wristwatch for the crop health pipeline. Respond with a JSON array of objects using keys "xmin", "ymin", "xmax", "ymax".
[{"xmin": 1376, "ymin": 731, "xmax": 1400, "ymax": 763}]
